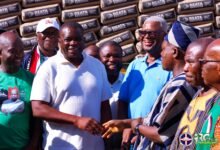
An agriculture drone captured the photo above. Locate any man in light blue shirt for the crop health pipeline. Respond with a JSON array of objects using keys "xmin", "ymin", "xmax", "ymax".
[
  {"xmin": 119, "ymin": 56, "xmax": 171, "ymax": 118},
  {"xmin": 118, "ymin": 16, "xmax": 172, "ymax": 147}
]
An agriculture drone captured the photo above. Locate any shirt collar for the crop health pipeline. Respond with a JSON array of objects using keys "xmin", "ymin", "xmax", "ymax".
[
  {"xmin": 140, "ymin": 55, "xmax": 162, "ymax": 65},
  {"xmin": 57, "ymin": 50, "xmax": 87, "ymax": 65}
]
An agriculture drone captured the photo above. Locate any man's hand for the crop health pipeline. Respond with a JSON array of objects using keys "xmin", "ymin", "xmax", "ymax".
[
  {"xmin": 75, "ymin": 117, "xmax": 104, "ymax": 135},
  {"xmin": 122, "ymin": 128, "xmax": 133, "ymax": 145},
  {"xmin": 102, "ymin": 120, "xmax": 126, "ymax": 138},
  {"xmin": 131, "ymin": 118, "xmax": 142, "ymax": 133}
]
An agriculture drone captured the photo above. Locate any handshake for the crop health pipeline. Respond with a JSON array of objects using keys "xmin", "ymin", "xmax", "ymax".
[{"xmin": 81, "ymin": 118, "xmax": 142, "ymax": 139}]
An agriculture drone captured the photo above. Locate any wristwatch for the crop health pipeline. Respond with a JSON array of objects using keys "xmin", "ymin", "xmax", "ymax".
[{"xmin": 134, "ymin": 123, "xmax": 142, "ymax": 135}]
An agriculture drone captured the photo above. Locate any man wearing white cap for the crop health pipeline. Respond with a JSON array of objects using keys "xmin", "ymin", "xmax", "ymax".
[{"xmin": 22, "ymin": 18, "xmax": 60, "ymax": 74}]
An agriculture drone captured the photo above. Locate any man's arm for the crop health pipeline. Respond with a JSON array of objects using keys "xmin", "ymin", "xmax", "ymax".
[
  {"xmin": 101, "ymin": 100, "xmax": 112, "ymax": 123},
  {"xmin": 131, "ymin": 120, "xmax": 162, "ymax": 143},
  {"xmin": 25, "ymin": 117, "xmax": 42, "ymax": 150},
  {"xmin": 137, "ymin": 125, "xmax": 162, "ymax": 143},
  {"xmin": 31, "ymin": 100, "xmax": 104, "ymax": 135}
]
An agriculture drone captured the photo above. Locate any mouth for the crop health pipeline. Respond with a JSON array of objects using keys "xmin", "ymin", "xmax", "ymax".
[
  {"xmin": 143, "ymin": 40, "xmax": 155, "ymax": 47},
  {"xmin": 108, "ymin": 64, "xmax": 117, "ymax": 70}
]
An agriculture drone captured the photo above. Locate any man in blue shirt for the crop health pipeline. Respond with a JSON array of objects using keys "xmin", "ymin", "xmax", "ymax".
[{"xmin": 118, "ymin": 16, "xmax": 172, "ymax": 146}]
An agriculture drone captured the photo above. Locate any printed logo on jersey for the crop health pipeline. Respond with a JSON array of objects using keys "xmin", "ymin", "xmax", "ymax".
[{"xmin": 0, "ymin": 87, "xmax": 25, "ymax": 114}]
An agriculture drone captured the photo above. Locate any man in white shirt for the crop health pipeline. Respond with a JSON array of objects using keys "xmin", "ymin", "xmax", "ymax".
[{"xmin": 30, "ymin": 22, "xmax": 112, "ymax": 150}]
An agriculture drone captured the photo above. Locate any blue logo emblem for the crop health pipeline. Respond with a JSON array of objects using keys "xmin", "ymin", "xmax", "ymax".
[{"xmin": 179, "ymin": 133, "xmax": 193, "ymax": 146}]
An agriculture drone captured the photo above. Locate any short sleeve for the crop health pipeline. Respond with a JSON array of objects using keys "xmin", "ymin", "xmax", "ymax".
[{"xmin": 30, "ymin": 62, "xmax": 51, "ymax": 103}]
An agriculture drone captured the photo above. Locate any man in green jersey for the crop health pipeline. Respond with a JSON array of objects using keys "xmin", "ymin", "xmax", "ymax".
[{"xmin": 0, "ymin": 31, "xmax": 40, "ymax": 150}]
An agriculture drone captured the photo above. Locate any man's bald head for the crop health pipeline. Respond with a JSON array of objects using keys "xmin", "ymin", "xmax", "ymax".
[
  {"xmin": 184, "ymin": 37, "xmax": 214, "ymax": 87},
  {"xmin": 201, "ymin": 39, "xmax": 220, "ymax": 89},
  {"xmin": 186, "ymin": 37, "xmax": 214, "ymax": 59},
  {"xmin": 84, "ymin": 45, "xmax": 100, "ymax": 59},
  {"xmin": 0, "ymin": 31, "xmax": 24, "ymax": 73},
  {"xmin": 0, "ymin": 31, "xmax": 23, "ymax": 50},
  {"xmin": 205, "ymin": 39, "xmax": 220, "ymax": 60}
]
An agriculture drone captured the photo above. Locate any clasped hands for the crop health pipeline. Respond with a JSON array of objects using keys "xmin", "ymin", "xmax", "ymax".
[
  {"xmin": 77, "ymin": 117, "xmax": 142, "ymax": 138},
  {"xmin": 102, "ymin": 118, "xmax": 142, "ymax": 138}
]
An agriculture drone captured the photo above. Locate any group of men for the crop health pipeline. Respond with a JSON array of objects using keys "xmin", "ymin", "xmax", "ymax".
[{"xmin": 0, "ymin": 15, "xmax": 219, "ymax": 150}]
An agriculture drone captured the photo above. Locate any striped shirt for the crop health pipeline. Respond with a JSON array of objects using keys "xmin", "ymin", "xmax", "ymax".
[{"xmin": 134, "ymin": 73, "xmax": 198, "ymax": 150}]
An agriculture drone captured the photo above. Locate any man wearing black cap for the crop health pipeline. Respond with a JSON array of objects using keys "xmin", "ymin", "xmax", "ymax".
[{"xmin": 102, "ymin": 21, "xmax": 200, "ymax": 149}]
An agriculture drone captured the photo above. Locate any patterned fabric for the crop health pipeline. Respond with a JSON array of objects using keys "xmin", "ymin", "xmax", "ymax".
[
  {"xmin": 196, "ymin": 97, "xmax": 220, "ymax": 150},
  {"xmin": 170, "ymin": 89, "xmax": 218, "ymax": 150},
  {"xmin": 164, "ymin": 21, "xmax": 200, "ymax": 51},
  {"xmin": 134, "ymin": 73, "xmax": 197, "ymax": 150}
]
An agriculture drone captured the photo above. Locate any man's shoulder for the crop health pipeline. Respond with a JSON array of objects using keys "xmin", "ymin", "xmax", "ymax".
[
  {"xmin": 125, "ymin": 57, "xmax": 146, "ymax": 71},
  {"xmin": 170, "ymin": 73, "xmax": 197, "ymax": 93},
  {"xmin": 84, "ymin": 53, "xmax": 104, "ymax": 68},
  {"xmin": 12, "ymin": 68, "xmax": 35, "ymax": 84}
]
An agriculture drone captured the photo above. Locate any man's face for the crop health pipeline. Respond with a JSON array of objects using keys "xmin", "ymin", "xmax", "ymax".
[
  {"xmin": 184, "ymin": 48, "xmax": 204, "ymax": 86},
  {"xmin": 59, "ymin": 26, "xmax": 85, "ymax": 61},
  {"xmin": 139, "ymin": 21, "xmax": 165, "ymax": 53},
  {"xmin": 1, "ymin": 39, "xmax": 24, "ymax": 68},
  {"xmin": 37, "ymin": 27, "xmax": 59, "ymax": 52},
  {"xmin": 100, "ymin": 45, "xmax": 122, "ymax": 75},
  {"xmin": 201, "ymin": 50, "xmax": 220, "ymax": 86},
  {"xmin": 161, "ymin": 41, "xmax": 174, "ymax": 71}
]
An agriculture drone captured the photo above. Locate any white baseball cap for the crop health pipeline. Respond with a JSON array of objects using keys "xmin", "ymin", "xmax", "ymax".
[{"xmin": 36, "ymin": 18, "xmax": 60, "ymax": 33}]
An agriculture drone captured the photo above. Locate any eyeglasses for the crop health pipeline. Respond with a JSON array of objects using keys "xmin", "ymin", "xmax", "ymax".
[
  {"xmin": 199, "ymin": 58, "xmax": 220, "ymax": 64},
  {"xmin": 40, "ymin": 30, "xmax": 59, "ymax": 38},
  {"xmin": 138, "ymin": 30, "xmax": 162, "ymax": 37}
]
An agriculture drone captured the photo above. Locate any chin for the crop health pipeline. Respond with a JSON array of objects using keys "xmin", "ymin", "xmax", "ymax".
[{"xmin": 143, "ymin": 46, "xmax": 153, "ymax": 52}]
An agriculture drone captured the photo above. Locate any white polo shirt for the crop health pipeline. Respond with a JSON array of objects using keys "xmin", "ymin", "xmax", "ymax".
[
  {"xmin": 109, "ymin": 73, "xmax": 124, "ymax": 119},
  {"xmin": 30, "ymin": 51, "xmax": 112, "ymax": 150}
]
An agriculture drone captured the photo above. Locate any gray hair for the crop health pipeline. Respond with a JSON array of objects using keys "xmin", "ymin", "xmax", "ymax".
[{"xmin": 143, "ymin": 16, "xmax": 168, "ymax": 33}]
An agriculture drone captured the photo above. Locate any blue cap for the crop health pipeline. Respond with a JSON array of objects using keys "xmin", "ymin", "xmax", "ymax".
[{"xmin": 164, "ymin": 21, "xmax": 200, "ymax": 51}]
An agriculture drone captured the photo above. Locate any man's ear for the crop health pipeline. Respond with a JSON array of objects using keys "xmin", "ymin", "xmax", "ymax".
[{"xmin": 172, "ymin": 47, "xmax": 179, "ymax": 58}]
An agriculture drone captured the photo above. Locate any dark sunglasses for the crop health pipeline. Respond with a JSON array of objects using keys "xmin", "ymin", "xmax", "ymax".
[
  {"xmin": 41, "ymin": 30, "xmax": 59, "ymax": 38},
  {"xmin": 138, "ymin": 30, "xmax": 162, "ymax": 37},
  {"xmin": 199, "ymin": 58, "xmax": 220, "ymax": 64}
]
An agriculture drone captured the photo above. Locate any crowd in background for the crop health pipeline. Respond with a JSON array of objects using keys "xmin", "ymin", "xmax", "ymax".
[{"xmin": 0, "ymin": 16, "xmax": 219, "ymax": 150}]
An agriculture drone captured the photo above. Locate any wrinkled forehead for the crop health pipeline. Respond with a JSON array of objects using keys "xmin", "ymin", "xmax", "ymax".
[{"xmin": 142, "ymin": 21, "xmax": 162, "ymax": 31}]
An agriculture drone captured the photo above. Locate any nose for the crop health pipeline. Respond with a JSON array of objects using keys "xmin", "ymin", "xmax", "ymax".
[
  {"xmin": 109, "ymin": 56, "xmax": 115, "ymax": 61},
  {"xmin": 183, "ymin": 63, "xmax": 189, "ymax": 73},
  {"xmin": 70, "ymin": 40, "xmax": 78, "ymax": 46}
]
